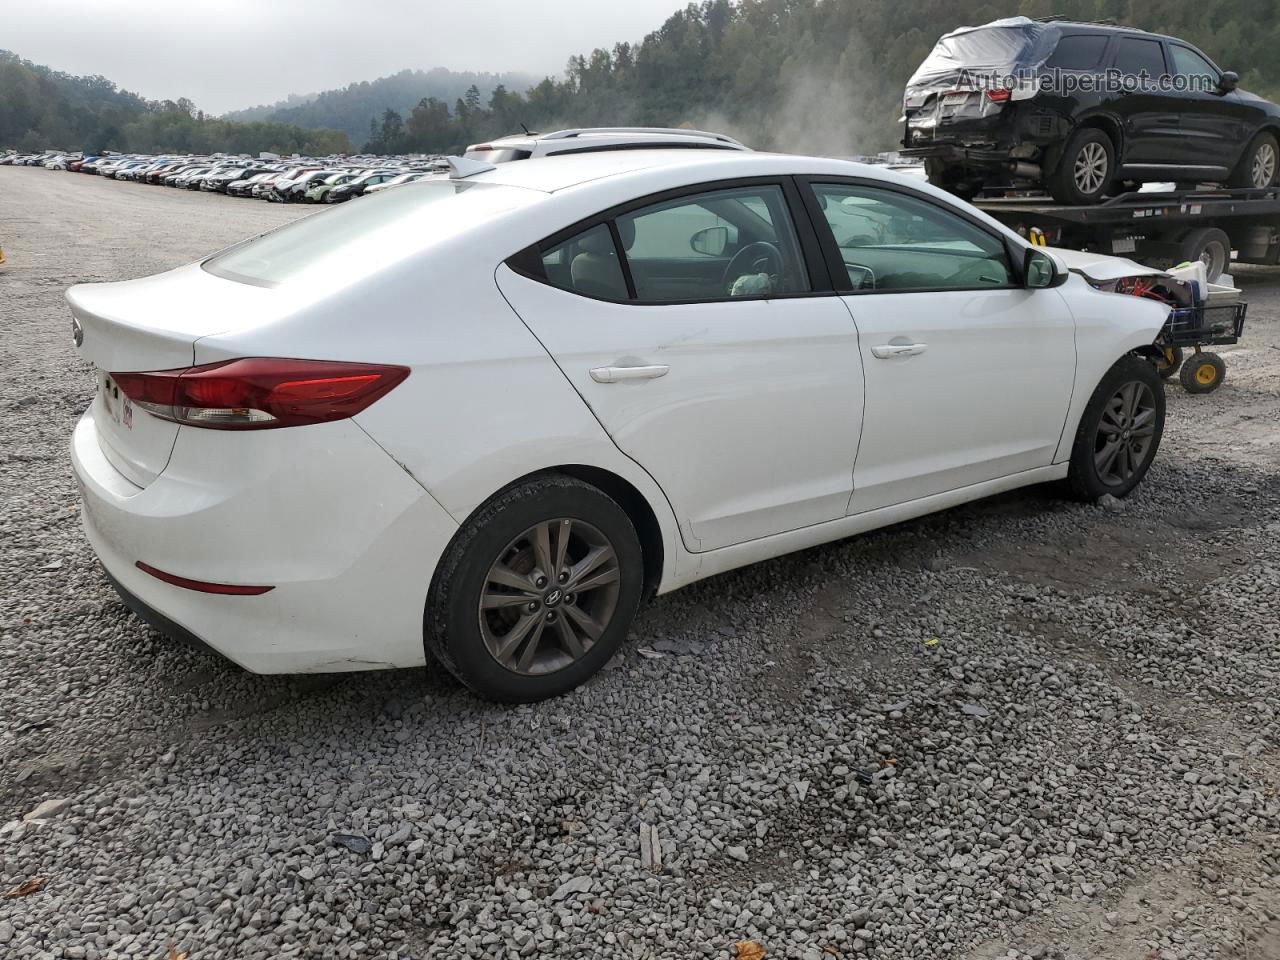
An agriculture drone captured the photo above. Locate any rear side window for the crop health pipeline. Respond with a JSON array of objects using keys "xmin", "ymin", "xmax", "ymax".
[
  {"xmin": 540, "ymin": 224, "xmax": 629, "ymax": 301},
  {"xmin": 1114, "ymin": 37, "xmax": 1167, "ymax": 77},
  {"xmin": 1046, "ymin": 35, "xmax": 1108, "ymax": 71}
]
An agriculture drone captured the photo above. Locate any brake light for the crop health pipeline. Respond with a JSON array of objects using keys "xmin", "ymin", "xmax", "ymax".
[
  {"xmin": 986, "ymin": 88, "xmax": 1012, "ymax": 103},
  {"xmin": 111, "ymin": 358, "xmax": 409, "ymax": 430}
]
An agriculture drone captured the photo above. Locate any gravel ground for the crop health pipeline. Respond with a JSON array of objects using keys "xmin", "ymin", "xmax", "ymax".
[{"xmin": 1, "ymin": 167, "xmax": 1279, "ymax": 960}]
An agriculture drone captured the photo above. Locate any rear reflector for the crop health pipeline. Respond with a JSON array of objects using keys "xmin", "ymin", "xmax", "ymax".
[
  {"xmin": 136, "ymin": 561, "xmax": 274, "ymax": 595},
  {"xmin": 986, "ymin": 88, "xmax": 1012, "ymax": 103},
  {"xmin": 111, "ymin": 358, "xmax": 409, "ymax": 430}
]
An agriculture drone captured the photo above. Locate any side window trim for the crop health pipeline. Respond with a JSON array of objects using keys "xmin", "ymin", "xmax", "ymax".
[
  {"xmin": 606, "ymin": 220, "xmax": 638, "ymax": 300},
  {"xmin": 795, "ymin": 175, "xmax": 1021, "ymax": 295},
  {"xmin": 506, "ymin": 175, "xmax": 837, "ymax": 305}
]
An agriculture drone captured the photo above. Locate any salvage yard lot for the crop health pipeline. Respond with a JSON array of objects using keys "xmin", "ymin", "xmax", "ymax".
[{"xmin": 1, "ymin": 166, "xmax": 1279, "ymax": 960}]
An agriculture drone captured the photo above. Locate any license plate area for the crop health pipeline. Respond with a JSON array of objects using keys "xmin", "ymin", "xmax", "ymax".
[{"xmin": 101, "ymin": 374, "xmax": 134, "ymax": 430}]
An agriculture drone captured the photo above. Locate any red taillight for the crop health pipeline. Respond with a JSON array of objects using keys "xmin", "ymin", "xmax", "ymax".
[
  {"xmin": 986, "ymin": 88, "xmax": 1012, "ymax": 103},
  {"xmin": 111, "ymin": 358, "xmax": 409, "ymax": 430},
  {"xmin": 136, "ymin": 561, "xmax": 274, "ymax": 595}
]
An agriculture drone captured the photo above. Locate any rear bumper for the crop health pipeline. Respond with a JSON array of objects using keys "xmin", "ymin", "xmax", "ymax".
[
  {"xmin": 901, "ymin": 144, "xmax": 1013, "ymax": 169},
  {"xmin": 71, "ymin": 407, "xmax": 459, "ymax": 673}
]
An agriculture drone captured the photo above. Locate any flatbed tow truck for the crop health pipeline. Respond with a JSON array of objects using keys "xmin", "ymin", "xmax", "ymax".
[{"xmin": 975, "ymin": 185, "xmax": 1280, "ymax": 284}]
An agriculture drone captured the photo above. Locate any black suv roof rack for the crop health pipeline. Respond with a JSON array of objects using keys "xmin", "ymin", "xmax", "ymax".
[{"xmin": 1033, "ymin": 15, "xmax": 1146, "ymax": 31}]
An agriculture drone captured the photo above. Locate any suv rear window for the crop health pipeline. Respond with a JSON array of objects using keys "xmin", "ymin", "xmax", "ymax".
[
  {"xmin": 1114, "ymin": 37, "xmax": 1167, "ymax": 77},
  {"xmin": 1046, "ymin": 35, "xmax": 1108, "ymax": 71}
]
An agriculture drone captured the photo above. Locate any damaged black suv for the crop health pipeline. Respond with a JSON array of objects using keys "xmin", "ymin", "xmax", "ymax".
[{"xmin": 902, "ymin": 17, "xmax": 1280, "ymax": 204}]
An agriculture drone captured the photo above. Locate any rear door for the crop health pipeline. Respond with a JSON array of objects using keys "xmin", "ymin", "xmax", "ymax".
[
  {"xmin": 499, "ymin": 180, "xmax": 865, "ymax": 553},
  {"xmin": 800, "ymin": 179, "xmax": 1076, "ymax": 514},
  {"xmin": 1109, "ymin": 36, "xmax": 1181, "ymax": 167}
]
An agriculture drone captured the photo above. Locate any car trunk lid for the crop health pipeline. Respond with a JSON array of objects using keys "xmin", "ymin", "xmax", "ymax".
[{"xmin": 67, "ymin": 263, "xmax": 277, "ymax": 487}]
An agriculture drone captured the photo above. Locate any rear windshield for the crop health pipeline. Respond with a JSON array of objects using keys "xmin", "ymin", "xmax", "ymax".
[
  {"xmin": 464, "ymin": 148, "xmax": 533, "ymax": 163},
  {"xmin": 204, "ymin": 179, "xmax": 542, "ymax": 287},
  {"xmin": 908, "ymin": 18, "xmax": 1058, "ymax": 87}
]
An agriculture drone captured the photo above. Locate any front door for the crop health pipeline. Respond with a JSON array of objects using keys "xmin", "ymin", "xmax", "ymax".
[
  {"xmin": 1108, "ymin": 35, "xmax": 1183, "ymax": 168},
  {"xmin": 801, "ymin": 180, "xmax": 1077, "ymax": 514},
  {"xmin": 498, "ymin": 181, "xmax": 865, "ymax": 553}
]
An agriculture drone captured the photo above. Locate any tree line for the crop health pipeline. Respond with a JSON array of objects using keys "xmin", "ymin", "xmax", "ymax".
[{"xmin": 0, "ymin": 51, "xmax": 351, "ymax": 156}]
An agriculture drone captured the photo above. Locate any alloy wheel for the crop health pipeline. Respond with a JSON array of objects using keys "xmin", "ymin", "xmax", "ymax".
[
  {"xmin": 1252, "ymin": 141, "xmax": 1277, "ymax": 188},
  {"xmin": 1074, "ymin": 141, "xmax": 1109, "ymax": 195},
  {"xmin": 478, "ymin": 518, "xmax": 621, "ymax": 676},
  {"xmin": 1094, "ymin": 380, "xmax": 1158, "ymax": 487}
]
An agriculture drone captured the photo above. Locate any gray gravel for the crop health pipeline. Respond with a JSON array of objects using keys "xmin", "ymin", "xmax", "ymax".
[{"xmin": 2, "ymin": 167, "xmax": 1279, "ymax": 960}]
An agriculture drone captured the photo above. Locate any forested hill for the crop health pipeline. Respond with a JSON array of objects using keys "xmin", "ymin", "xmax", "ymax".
[
  {"xmin": 0, "ymin": 50, "xmax": 351, "ymax": 155},
  {"xmin": 360, "ymin": 0, "xmax": 1280, "ymax": 156},
  {"xmin": 223, "ymin": 69, "xmax": 539, "ymax": 144}
]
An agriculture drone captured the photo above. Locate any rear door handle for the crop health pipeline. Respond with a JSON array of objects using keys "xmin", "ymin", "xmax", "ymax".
[
  {"xmin": 870, "ymin": 343, "xmax": 928, "ymax": 359},
  {"xmin": 589, "ymin": 364, "xmax": 670, "ymax": 383}
]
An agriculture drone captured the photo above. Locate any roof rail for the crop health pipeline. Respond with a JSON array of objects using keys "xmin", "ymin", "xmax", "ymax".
[
  {"xmin": 540, "ymin": 127, "xmax": 744, "ymax": 146},
  {"xmin": 1033, "ymin": 15, "xmax": 1143, "ymax": 30}
]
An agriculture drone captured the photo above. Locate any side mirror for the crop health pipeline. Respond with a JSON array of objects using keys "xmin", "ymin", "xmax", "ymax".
[
  {"xmin": 691, "ymin": 225, "xmax": 729, "ymax": 257},
  {"xmin": 1218, "ymin": 71, "xmax": 1239, "ymax": 93},
  {"xmin": 1024, "ymin": 248, "xmax": 1060, "ymax": 289}
]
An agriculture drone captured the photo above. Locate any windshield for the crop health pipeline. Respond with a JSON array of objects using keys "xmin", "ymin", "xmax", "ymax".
[{"xmin": 204, "ymin": 179, "xmax": 543, "ymax": 287}]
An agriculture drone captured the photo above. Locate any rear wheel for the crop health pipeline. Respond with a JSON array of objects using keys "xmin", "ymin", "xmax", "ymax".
[
  {"xmin": 1065, "ymin": 355, "xmax": 1165, "ymax": 501},
  {"xmin": 1179, "ymin": 351, "xmax": 1226, "ymax": 394},
  {"xmin": 1178, "ymin": 227, "xmax": 1232, "ymax": 282},
  {"xmin": 1048, "ymin": 127, "xmax": 1116, "ymax": 205},
  {"xmin": 426, "ymin": 476, "xmax": 644, "ymax": 702},
  {"xmin": 1229, "ymin": 132, "xmax": 1279, "ymax": 189}
]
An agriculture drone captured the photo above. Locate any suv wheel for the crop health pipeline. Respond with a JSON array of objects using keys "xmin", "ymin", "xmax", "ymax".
[
  {"xmin": 425, "ymin": 476, "xmax": 644, "ymax": 702},
  {"xmin": 1229, "ymin": 132, "xmax": 1279, "ymax": 189},
  {"xmin": 1048, "ymin": 128, "xmax": 1116, "ymax": 205}
]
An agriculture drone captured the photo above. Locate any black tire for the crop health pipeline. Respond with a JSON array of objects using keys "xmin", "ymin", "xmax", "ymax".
[
  {"xmin": 1178, "ymin": 227, "xmax": 1232, "ymax": 283},
  {"xmin": 1065, "ymin": 354, "xmax": 1166, "ymax": 501},
  {"xmin": 425, "ymin": 475, "xmax": 644, "ymax": 702},
  {"xmin": 1155, "ymin": 345, "xmax": 1184, "ymax": 380},
  {"xmin": 925, "ymin": 158, "xmax": 981, "ymax": 202},
  {"xmin": 1048, "ymin": 127, "xmax": 1116, "ymax": 205},
  {"xmin": 1228, "ymin": 131, "xmax": 1279, "ymax": 189},
  {"xmin": 1179, "ymin": 351, "xmax": 1226, "ymax": 394}
]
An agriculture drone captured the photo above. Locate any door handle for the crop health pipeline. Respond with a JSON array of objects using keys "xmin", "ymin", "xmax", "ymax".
[
  {"xmin": 589, "ymin": 364, "xmax": 670, "ymax": 383},
  {"xmin": 870, "ymin": 343, "xmax": 928, "ymax": 359}
]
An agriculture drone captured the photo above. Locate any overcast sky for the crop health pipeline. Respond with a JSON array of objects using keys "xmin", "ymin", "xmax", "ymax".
[{"xmin": 6, "ymin": 0, "xmax": 688, "ymax": 115}]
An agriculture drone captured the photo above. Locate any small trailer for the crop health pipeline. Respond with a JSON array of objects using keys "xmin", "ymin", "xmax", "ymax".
[{"xmin": 975, "ymin": 186, "xmax": 1280, "ymax": 284}]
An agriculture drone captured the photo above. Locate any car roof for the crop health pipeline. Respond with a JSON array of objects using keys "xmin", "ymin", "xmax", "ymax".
[{"xmin": 462, "ymin": 148, "xmax": 923, "ymax": 194}]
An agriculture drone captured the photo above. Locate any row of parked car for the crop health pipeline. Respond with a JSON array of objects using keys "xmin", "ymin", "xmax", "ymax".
[{"xmin": 1, "ymin": 149, "xmax": 449, "ymax": 204}]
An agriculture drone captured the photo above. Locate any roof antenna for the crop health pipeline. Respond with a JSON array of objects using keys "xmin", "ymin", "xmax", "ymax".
[{"xmin": 520, "ymin": 122, "xmax": 531, "ymax": 135}]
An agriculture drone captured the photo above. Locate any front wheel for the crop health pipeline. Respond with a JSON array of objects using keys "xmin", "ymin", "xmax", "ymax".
[
  {"xmin": 426, "ymin": 476, "xmax": 644, "ymax": 702},
  {"xmin": 1065, "ymin": 355, "xmax": 1166, "ymax": 501}
]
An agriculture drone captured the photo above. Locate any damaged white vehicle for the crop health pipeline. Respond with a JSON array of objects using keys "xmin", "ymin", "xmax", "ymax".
[{"xmin": 69, "ymin": 150, "xmax": 1173, "ymax": 701}]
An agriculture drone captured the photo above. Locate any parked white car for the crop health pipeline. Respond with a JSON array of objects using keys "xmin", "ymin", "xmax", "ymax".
[{"xmin": 68, "ymin": 150, "xmax": 1170, "ymax": 701}]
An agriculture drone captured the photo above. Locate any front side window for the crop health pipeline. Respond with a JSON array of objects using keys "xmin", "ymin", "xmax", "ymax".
[
  {"xmin": 615, "ymin": 184, "xmax": 810, "ymax": 301},
  {"xmin": 809, "ymin": 183, "xmax": 1013, "ymax": 292},
  {"xmin": 1169, "ymin": 44, "xmax": 1219, "ymax": 82}
]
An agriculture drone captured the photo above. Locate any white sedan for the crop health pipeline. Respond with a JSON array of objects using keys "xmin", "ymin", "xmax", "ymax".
[{"xmin": 68, "ymin": 150, "xmax": 1170, "ymax": 701}]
